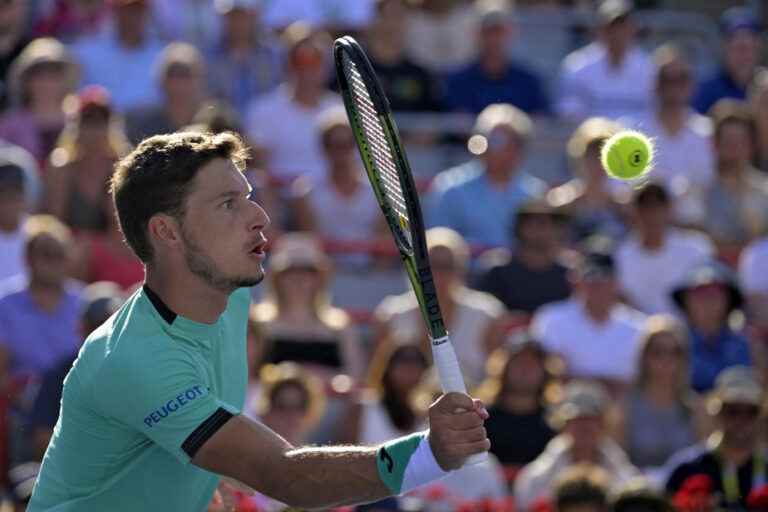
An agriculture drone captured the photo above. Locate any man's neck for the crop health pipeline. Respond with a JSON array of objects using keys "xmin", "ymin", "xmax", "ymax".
[
  {"xmin": 117, "ymin": 30, "xmax": 144, "ymax": 49},
  {"xmin": 165, "ymin": 100, "xmax": 198, "ymax": 129},
  {"xmin": 583, "ymin": 300, "xmax": 612, "ymax": 324},
  {"xmin": 480, "ymin": 54, "xmax": 507, "ymax": 78},
  {"xmin": 657, "ymin": 106, "xmax": 687, "ymax": 135},
  {"xmin": 144, "ymin": 266, "xmax": 229, "ymax": 324},
  {"xmin": 28, "ymin": 281, "xmax": 63, "ymax": 313},
  {"xmin": 484, "ymin": 164, "xmax": 516, "ymax": 187},
  {"xmin": 500, "ymin": 392, "xmax": 539, "ymax": 414},
  {"xmin": 516, "ymin": 246, "xmax": 554, "ymax": 271},
  {"xmin": 329, "ymin": 169, "xmax": 359, "ymax": 195},
  {"xmin": 639, "ymin": 227, "xmax": 665, "ymax": 250},
  {"xmin": 291, "ymin": 83, "xmax": 323, "ymax": 108},
  {"xmin": 606, "ymin": 46, "xmax": 628, "ymax": 68}
]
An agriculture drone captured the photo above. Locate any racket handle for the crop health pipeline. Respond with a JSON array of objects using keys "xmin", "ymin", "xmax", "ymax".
[{"xmin": 431, "ymin": 336, "xmax": 488, "ymax": 466}]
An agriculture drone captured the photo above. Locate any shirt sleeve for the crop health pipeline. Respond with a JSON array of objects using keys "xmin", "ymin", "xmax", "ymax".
[{"xmin": 93, "ymin": 342, "xmax": 239, "ymax": 464}]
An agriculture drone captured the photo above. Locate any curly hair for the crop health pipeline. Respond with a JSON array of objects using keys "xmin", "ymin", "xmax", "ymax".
[{"xmin": 110, "ymin": 131, "xmax": 249, "ymax": 263}]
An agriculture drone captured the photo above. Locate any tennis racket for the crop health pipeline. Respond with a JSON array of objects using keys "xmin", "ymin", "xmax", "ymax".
[{"xmin": 333, "ymin": 36, "xmax": 486, "ymax": 464}]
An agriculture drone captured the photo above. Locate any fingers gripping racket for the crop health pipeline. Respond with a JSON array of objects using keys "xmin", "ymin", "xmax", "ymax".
[{"xmin": 334, "ymin": 36, "xmax": 486, "ymax": 464}]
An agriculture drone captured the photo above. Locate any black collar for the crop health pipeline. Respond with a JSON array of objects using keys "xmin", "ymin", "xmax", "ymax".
[{"xmin": 143, "ymin": 285, "xmax": 177, "ymax": 325}]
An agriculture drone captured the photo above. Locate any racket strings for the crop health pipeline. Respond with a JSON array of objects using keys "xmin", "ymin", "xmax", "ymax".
[{"xmin": 343, "ymin": 56, "xmax": 410, "ymax": 227}]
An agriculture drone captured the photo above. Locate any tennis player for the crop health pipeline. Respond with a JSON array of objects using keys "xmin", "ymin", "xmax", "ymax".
[{"xmin": 28, "ymin": 132, "xmax": 490, "ymax": 511}]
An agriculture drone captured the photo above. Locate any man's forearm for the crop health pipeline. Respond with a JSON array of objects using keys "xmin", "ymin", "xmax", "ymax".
[{"xmin": 271, "ymin": 445, "xmax": 390, "ymax": 509}]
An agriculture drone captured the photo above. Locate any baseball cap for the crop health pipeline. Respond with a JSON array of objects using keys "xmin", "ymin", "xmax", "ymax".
[
  {"xmin": 597, "ymin": 0, "xmax": 633, "ymax": 25},
  {"xmin": 476, "ymin": 0, "xmax": 512, "ymax": 29},
  {"xmin": 720, "ymin": 7, "xmax": 761, "ymax": 37},
  {"xmin": 708, "ymin": 366, "xmax": 763, "ymax": 414},
  {"xmin": 214, "ymin": 0, "xmax": 259, "ymax": 14},
  {"xmin": 268, "ymin": 233, "xmax": 330, "ymax": 274},
  {"xmin": 549, "ymin": 380, "xmax": 609, "ymax": 428},
  {"xmin": 576, "ymin": 236, "xmax": 616, "ymax": 280}
]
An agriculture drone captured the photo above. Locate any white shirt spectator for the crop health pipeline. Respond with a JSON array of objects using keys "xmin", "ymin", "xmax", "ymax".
[
  {"xmin": 739, "ymin": 236, "xmax": 768, "ymax": 294},
  {"xmin": 404, "ymin": 4, "xmax": 479, "ymax": 73},
  {"xmin": 260, "ymin": 0, "xmax": 375, "ymax": 30},
  {"xmin": 246, "ymin": 85, "xmax": 341, "ymax": 183},
  {"xmin": 531, "ymin": 299, "xmax": 645, "ymax": 382},
  {"xmin": 630, "ymin": 111, "xmax": 714, "ymax": 223},
  {"xmin": 616, "ymin": 229, "xmax": 714, "ymax": 314},
  {"xmin": 375, "ymin": 287, "xmax": 504, "ymax": 386},
  {"xmin": 70, "ymin": 33, "xmax": 163, "ymax": 111},
  {"xmin": 557, "ymin": 43, "xmax": 654, "ymax": 121}
]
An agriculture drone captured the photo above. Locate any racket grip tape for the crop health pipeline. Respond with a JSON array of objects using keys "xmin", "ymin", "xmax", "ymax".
[{"xmin": 430, "ymin": 336, "xmax": 488, "ymax": 466}]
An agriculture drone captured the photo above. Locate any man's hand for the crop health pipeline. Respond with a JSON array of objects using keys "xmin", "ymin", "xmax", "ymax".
[{"xmin": 427, "ymin": 392, "xmax": 490, "ymax": 471}]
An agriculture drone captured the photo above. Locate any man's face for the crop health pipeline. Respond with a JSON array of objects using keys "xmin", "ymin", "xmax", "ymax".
[
  {"xmin": 563, "ymin": 415, "xmax": 604, "ymax": 455},
  {"xmin": 657, "ymin": 60, "xmax": 693, "ymax": 106},
  {"xmin": 505, "ymin": 348, "xmax": 546, "ymax": 394},
  {"xmin": 635, "ymin": 198, "xmax": 670, "ymax": 232},
  {"xmin": 27, "ymin": 234, "xmax": 72, "ymax": 287},
  {"xmin": 482, "ymin": 126, "xmax": 523, "ymax": 172},
  {"xmin": 223, "ymin": 8, "xmax": 256, "ymax": 42},
  {"xmin": 163, "ymin": 66, "xmax": 204, "ymax": 104},
  {"xmin": 290, "ymin": 40, "xmax": 328, "ymax": 89},
  {"xmin": 725, "ymin": 31, "xmax": 761, "ymax": 79},
  {"xmin": 114, "ymin": 1, "xmax": 148, "ymax": 39},
  {"xmin": 600, "ymin": 16, "xmax": 635, "ymax": 55},
  {"xmin": 517, "ymin": 214, "xmax": 559, "ymax": 252},
  {"xmin": 715, "ymin": 121, "xmax": 753, "ymax": 168},
  {"xmin": 0, "ymin": 185, "xmax": 25, "ymax": 231},
  {"xmin": 176, "ymin": 158, "xmax": 270, "ymax": 293},
  {"xmin": 719, "ymin": 401, "xmax": 761, "ymax": 448},
  {"xmin": 479, "ymin": 23, "xmax": 511, "ymax": 59}
]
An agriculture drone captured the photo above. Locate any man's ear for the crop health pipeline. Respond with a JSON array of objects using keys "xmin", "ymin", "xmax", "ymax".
[{"xmin": 147, "ymin": 213, "xmax": 183, "ymax": 254}]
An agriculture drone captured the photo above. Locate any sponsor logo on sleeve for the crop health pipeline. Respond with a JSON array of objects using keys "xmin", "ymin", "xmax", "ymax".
[{"xmin": 143, "ymin": 385, "xmax": 206, "ymax": 428}]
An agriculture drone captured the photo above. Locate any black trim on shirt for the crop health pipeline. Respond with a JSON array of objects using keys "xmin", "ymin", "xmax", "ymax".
[
  {"xmin": 143, "ymin": 285, "xmax": 177, "ymax": 325},
  {"xmin": 182, "ymin": 408, "xmax": 234, "ymax": 459}
]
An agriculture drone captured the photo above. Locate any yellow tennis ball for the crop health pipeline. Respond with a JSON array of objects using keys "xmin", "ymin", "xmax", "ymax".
[{"xmin": 600, "ymin": 131, "xmax": 654, "ymax": 180}]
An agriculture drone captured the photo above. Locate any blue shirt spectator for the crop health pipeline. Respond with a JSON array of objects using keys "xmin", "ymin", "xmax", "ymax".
[
  {"xmin": 69, "ymin": 0, "xmax": 163, "ymax": 111},
  {"xmin": 671, "ymin": 261, "xmax": 752, "ymax": 393},
  {"xmin": 442, "ymin": 3, "xmax": 549, "ymax": 115},
  {"xmin": 444, "ymin": 62, "xmax": 549, "ymax": 115},
  {"xmin": 428, "ymin": 161, "xmax": 545, "ymax": 249},
  {"xmin": 692, "ymin": 7, "xmax": 762, "ymax": 114}
]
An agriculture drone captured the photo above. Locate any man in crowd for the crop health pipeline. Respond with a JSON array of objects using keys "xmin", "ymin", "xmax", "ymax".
[
  {"xmin": 615, "ymin": 183, "xmax": 713, "ymax": 315},
  {"xmin": 0, "ymin": 145, "xmax": 39, "ymax": 283},
  {"xmin": 473, "ymin": 200, "xmax": 571, "ymax": 314},
  {"xmin": 694, "ymin": 7, "xmax": 763, "ymax": 115},
  {"xmin": 443, "ymin": 2, "xmax": 549, "ymax": 115},
  {"xmin": 427, "ymin": 103, "xmax": 545, "ymax": 249},
  {"xmin": 531, "ymin": 237, "xmax": 645, "ymax": 394},
  {"xmin": 557, "ymin": 0, "xmax": 653, "ymax": 120},
  {"xmin": 665, "ymin": 366, "xmax": 765, "ymax": 510}
]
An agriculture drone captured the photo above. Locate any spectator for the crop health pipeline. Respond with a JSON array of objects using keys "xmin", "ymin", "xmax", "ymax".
[
  {"xmin": 0, "ymin": 147, "xmax": 39, "ymax": 283},
  {"xmin": 615, "ymin": 183, "xmax": 713, "ymax": 315},
  {"xmin": 693, "ymin": 7, "xmax": 763, "ymax": 115},
  {"xmin": 632, "ymin": 45, "xmax": 714, "ymax": 225},
  {"xmin": 363, "ymin": 0, "xmax": 442, "ymax": 112},
  {"xmin": 26, "ymin": 281, "xmax": 124, "ymax": 460},
  {"xmin": 608, "ymin": 479, "xmax": 673, "ymax": 512},
  {"xmin": 665, "ymin": 366, "xmax": 764, "ymax": 510},
  {"xmin": 473, "ymin": 200, "xmax": 571, "ymax": 314},
  {"xmin": 0, "ymin": 215, "xmax": 82, "ymax": 388},
  {"xmin": 205, "ymin": 0, "xmax": 282, "ymax": 116},
  {"xmin": 738, "ymin": 234, "xmax": 768, "ymax": 336},
  {"xmin": 531, "ymin": 238, "xmax": 646, "ymax": 394},
  {"xmin": 125, "ymin": 42, "xmax": 208, "ymax": 145},
  {"xmin": 514, "ymin": 380, "xmax": 639, "ymax": 509},
  {"xmin": 556, "ymin": 0, "xmax": 653, "ymax": 120},
  {"xmin": 151, "ymin": 0, "xmax": 220, "ymax": 48},
  {"xmin": 245, "ymin": 23, "xmax": 341, "ymax": 184},
  {"xmin": 340, "ymin": 343, "xmax": 429, "ymax": 445},
  {"xmin": 404, "ymin": 0, "xmax": 479, "ymax": 74},
  {"xmin": 0, "ymin": 38, "xmax": 78, "ymax": 164},
  {"xmin": 750, "ymin": 69, "xmax": 768, "ymax": 172},
  {"xmin": 670, "ymin": 261, "xmax": 754, "ymax": 393},
  {"xmin": 32, "ymin": 0, "xmax": 110, "ymax": 42},
  {"xmin": 291, "ymin": 108, "xmax": 384, "ymax": 266},
  {"xmin": 44, "ymin": 86, "xmax": 131, "ymax": 234},
  {"xmin": 443, "ymin": 2, "xmax": 549, "ymax": 115},
  {"xmin": 373, "ymin": 227, "xmax": 506, "ymax": 386},
  {"xmin": 548, "ymin": 117, "xmax": 629, "ymax": 244},
  {"xmin": 702, "ymin": 100, "xmax": 768, "ymax": 251},
  {"xmin": 427, "ymin": 103, "xmax": 546, "ymax": 249},
  {"xmin": 0, "ymin": 0, "xmax": 31, "ymax": 110},
  {"xmin": 69, "ymin": 0, "xmax": 164, "ymax": 111},
  {"xmin": 553, "ymin": 465, "xmax": 610, "ymax": 512},
  {"xmin": 610, "ymin": 315, "xmax": 702, "ymax": 471},
  {"xmin": 249, "ymin": 233, "xmax": 365, "ymax": 382},
  {"xmin": 476, "ymin": 332, "xmax": 556, "ymax": 469}
]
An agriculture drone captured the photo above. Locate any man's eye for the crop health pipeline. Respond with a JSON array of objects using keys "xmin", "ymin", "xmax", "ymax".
[{"xmin": 222, "ymin": 199, "xmax": 235, "ymax": 210}]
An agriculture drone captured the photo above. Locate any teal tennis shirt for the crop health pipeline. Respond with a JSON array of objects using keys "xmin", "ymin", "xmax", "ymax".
[{"xmin": 28, "ymin": 285, "xmax": 251, "ymax": 511}]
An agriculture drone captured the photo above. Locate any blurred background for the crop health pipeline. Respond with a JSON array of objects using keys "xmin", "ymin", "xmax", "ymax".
[{"xmin": 1, "ymin": 0, "xmax": 768, "ymax": 510}]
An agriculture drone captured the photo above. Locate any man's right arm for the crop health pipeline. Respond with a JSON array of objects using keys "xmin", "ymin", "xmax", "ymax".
[{"xmin": 192, "ymin": 393, "xmax": 490, "ymax": 510}]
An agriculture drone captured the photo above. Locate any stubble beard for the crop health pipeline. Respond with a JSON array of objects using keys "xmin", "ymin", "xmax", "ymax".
[{"xmin": 181, "ymin": 228, "xmax": 263, "ymax": 293}]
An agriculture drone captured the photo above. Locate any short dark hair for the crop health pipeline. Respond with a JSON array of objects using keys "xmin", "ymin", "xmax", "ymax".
[
  {"xmin": 554, "ymin": 464, "xmax": 609, "ymax": 511},
  {"xmin": 110, "ymin": 131, "xmax": 248, "ymax": 263}
]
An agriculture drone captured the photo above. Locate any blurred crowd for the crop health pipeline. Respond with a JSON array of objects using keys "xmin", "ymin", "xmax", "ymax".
[{"xmin": 0, "ymin": 0, "xmax": 768, "ymax": 510}]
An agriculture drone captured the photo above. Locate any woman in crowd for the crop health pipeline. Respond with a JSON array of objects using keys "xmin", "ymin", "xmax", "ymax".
[
  {"xmin": 0, "ymin": 37, "xmax": 77, "ymax": 164},
  {"xmin": 249, "ymin": 233, "xmax": 365, "ymax": 382},
  {"xmin": 670, "ymin": 261, "xmax": 758, "ymax": 393},
  {"xmin": 476, "ymin": 332, "xmax": 556, "ymax": 475},
  {"xmin": 43, "ymin": 85, "xmax": 130, "ymax": 234},
  {"xmin": 610, "ymin": 315, "xmax": 704, "ymax": 471},
  {"xmin": 372, "ymin": 227, "xmax": 506, "ymax": 386},
  {"xmin": 547, "ymin": 116, "xmax": 629, "ymax": 244}
]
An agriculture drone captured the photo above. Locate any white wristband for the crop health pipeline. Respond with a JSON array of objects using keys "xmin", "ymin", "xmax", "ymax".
[{"xmin": 400, "ymin": 432, "xmax": 450, "ymax": 494}]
